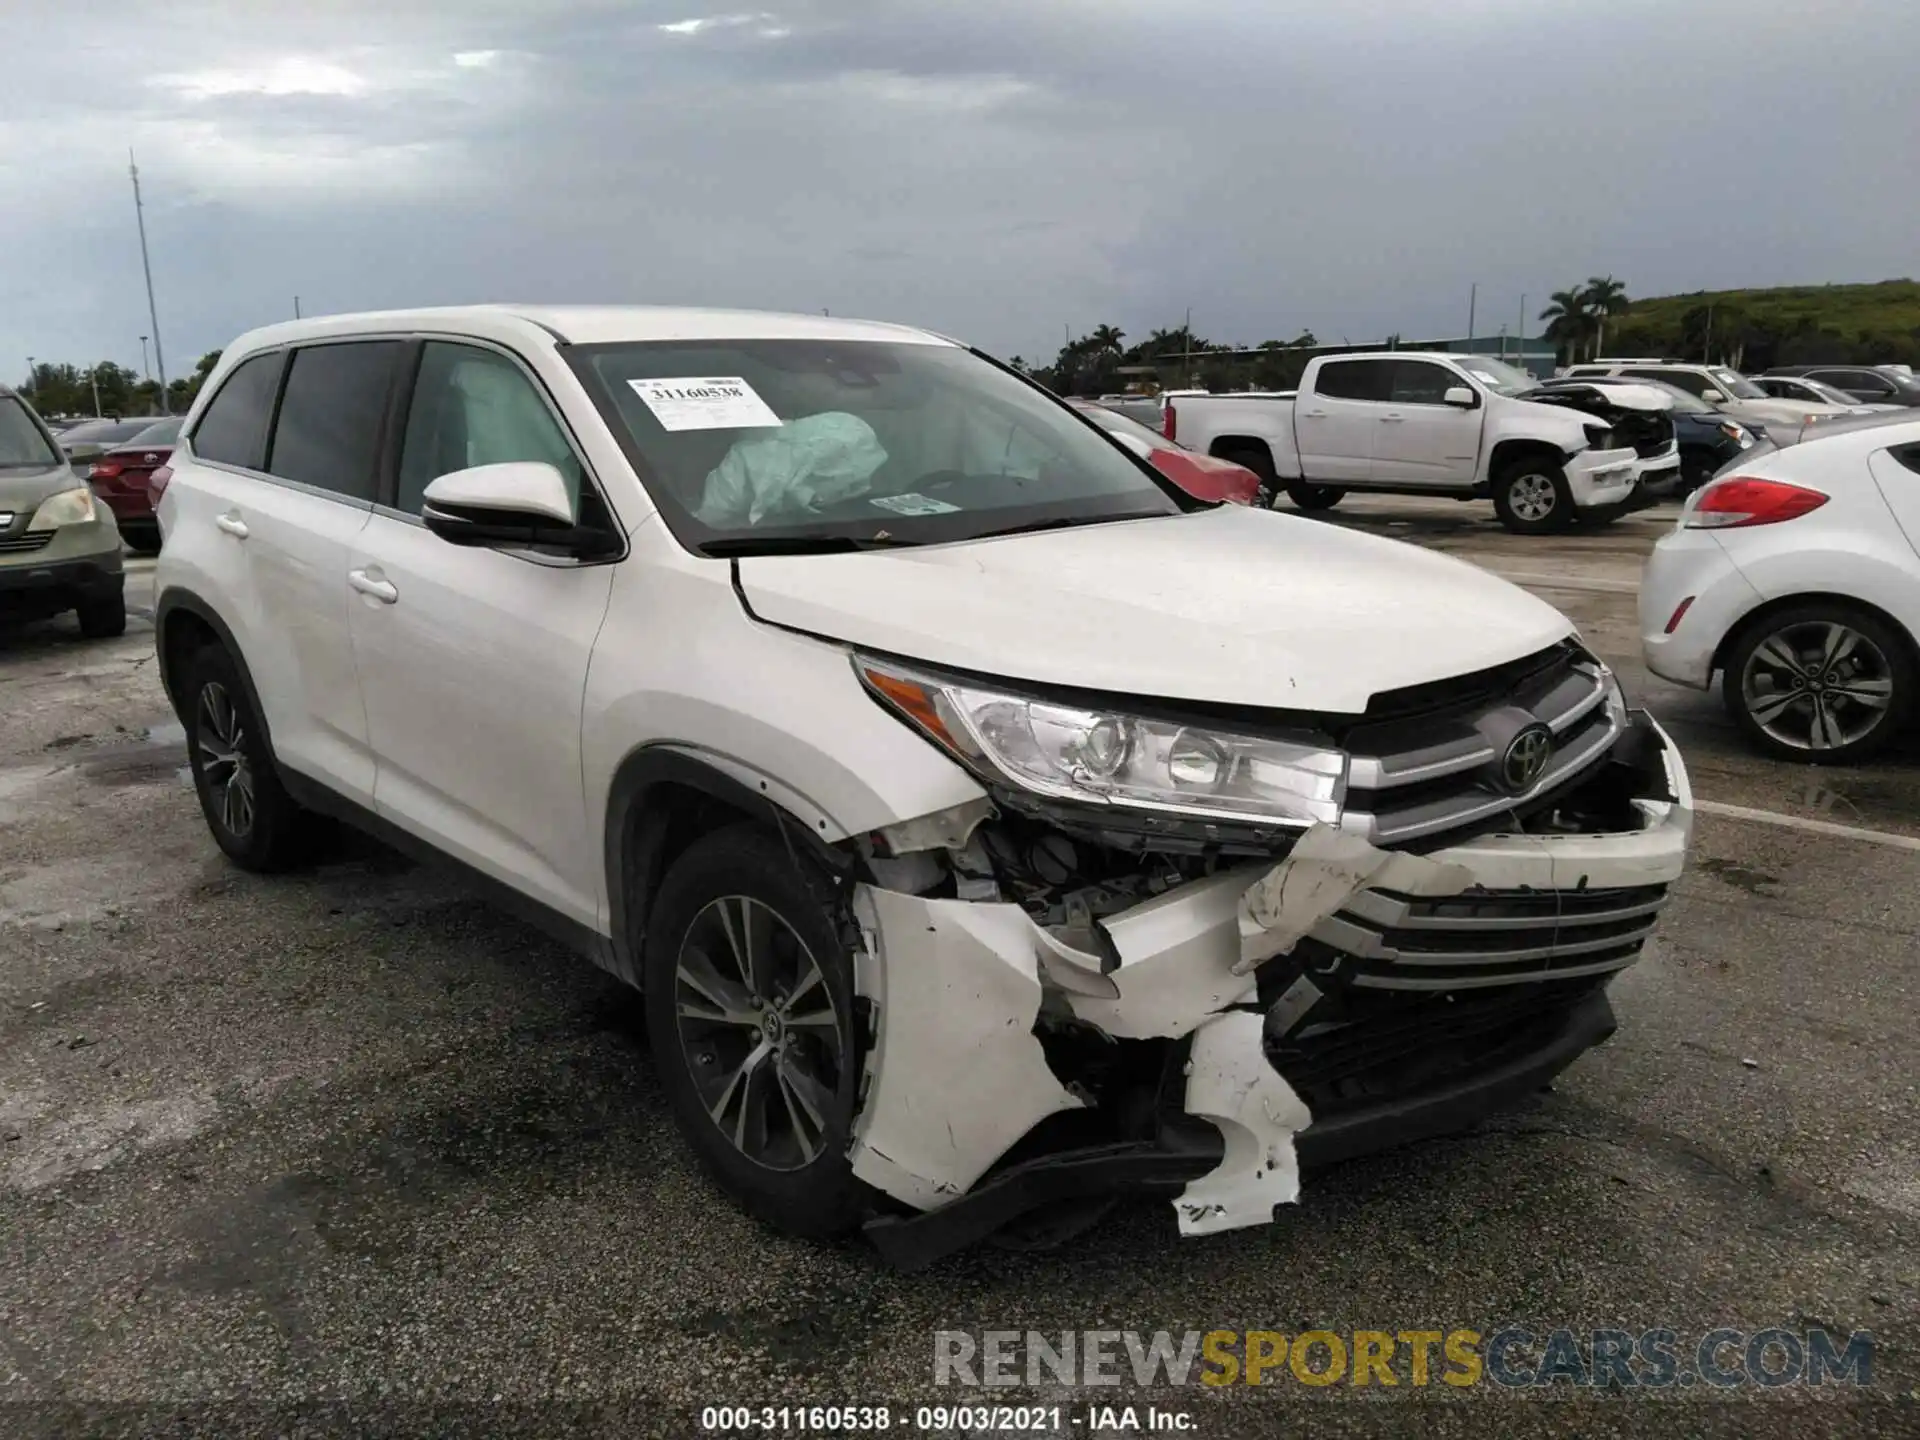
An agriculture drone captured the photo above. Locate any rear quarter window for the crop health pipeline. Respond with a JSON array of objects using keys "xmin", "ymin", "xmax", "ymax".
[{"xmin": 189, "ymin": 353, "xmax": 285, "ymax": 470}]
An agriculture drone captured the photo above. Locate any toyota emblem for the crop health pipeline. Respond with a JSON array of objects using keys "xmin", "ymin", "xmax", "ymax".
[{"xmin": 1500, "ymin": 723, "xmax": 1554, "ymax": 793}]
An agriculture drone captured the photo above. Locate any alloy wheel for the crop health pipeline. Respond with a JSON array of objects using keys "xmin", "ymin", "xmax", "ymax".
[
  {"xmin": 673, "ymin": 895, "xmax": 845, "ymax": 1172},
  {"xmin": 195, "ymin": 681, "xmax": 256, "ymax": 837},
  {"xmin": 1508, "ymin": 472, "xmax": 1558, "ymax": 523},
  {"xmin": 1740, "ymin": 620, "xmax": 1895, "ymax": 752}
]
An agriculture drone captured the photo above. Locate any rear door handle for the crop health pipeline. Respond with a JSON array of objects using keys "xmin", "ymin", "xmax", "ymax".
[
  {"xmin": 1380, "ymin": 413, "xmax": 1405, "ymax": 423},
  {"xmin": 214, "ymin": 513, "xmax": 249, "ymax": 539},
  {"xmin": 348, "ymin": 569, "xmax": 399, "ymax": 604}
]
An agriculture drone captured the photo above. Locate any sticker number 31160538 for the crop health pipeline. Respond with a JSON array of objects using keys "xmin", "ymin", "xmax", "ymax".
[{"xmin": 626, "ymin": 377, "xmax": 785, "ymax": 432}]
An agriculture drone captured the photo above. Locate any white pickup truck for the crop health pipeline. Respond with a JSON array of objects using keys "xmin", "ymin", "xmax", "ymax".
[{"xmin": 1161, "ymin": 352, "xmax": 1642, "ymax": 534}]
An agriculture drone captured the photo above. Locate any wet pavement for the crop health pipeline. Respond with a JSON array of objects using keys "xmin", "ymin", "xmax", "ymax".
[{"xmin": 2, "ymin": 530, "xmax": 1918, "ymax": 1437}]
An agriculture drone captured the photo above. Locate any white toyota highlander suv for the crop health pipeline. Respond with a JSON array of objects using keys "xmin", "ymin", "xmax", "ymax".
[{"xmin": 151, "ymin": 306, "xmax": 1693, "ymax": 1267}]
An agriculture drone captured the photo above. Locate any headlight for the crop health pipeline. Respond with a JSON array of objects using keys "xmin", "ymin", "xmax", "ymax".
[
  {"xmin": 1599, "ymin": 664, "xmax": 1629, "ymax": 727},
  {"xmin": 1583, "ymin": 423, "xmax": 1615, "ymax": 450},
  {"xmin": 27, "ymin": 486, "xmax": 98, "ymax": 529},
  {"xmin": 1717, "ymin": 422, "xmax": 1753, "ymax": 448},
  {"xmin": 857, "ymin": 657, "xmax": 1347, "ymax": 828}
]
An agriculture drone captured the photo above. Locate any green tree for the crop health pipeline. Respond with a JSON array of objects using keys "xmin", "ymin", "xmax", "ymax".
[
  {"xmin": 1581, "ymin": 275, "xmax": 1630, "ymax": 356},
  {"xmin": 1539, "ymin": 288, "xmax": 1595, "ymax": 364}
]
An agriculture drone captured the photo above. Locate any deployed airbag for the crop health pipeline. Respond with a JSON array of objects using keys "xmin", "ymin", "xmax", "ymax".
[{"xmin": 695, "ymin": 411, "xmax": 888, "ymax": 527}]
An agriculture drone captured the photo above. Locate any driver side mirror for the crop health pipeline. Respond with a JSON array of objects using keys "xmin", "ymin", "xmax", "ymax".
[
  {"xmin": 1442, "ymin": 386, "xmax": 1478, "ymax": 408},
  {"xmin": 421, "ymin": 462, "xmax": 618, "ymax": 558},
  {"xmin": 1702, "ymin": 390, "xmax": 1727, "ymax": 404}
]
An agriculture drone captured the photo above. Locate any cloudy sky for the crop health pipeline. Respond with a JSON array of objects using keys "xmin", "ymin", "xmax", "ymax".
[{"xmin": 5, "ymin": 0, "xmax": 1917, "ymax": 382}]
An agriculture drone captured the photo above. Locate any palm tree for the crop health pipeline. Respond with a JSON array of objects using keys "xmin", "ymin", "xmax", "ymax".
[
  {"xmin": 1581, "ymin": 276, "xmax": 1630, "ymax": 358},
  {"xmin": 1539, "ymin": 289, "xmax": 1594, "ymax": 364},
  {"xmin": 1088, "ymin": 324, "xmax": 1125, "ymax": 357}
]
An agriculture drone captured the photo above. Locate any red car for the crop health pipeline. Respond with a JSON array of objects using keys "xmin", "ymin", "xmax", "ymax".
[
  {"xmin": 85, "ymin": 417, "xmax": 181, "ymax": 554},
  {"xmin": 1068, "ymin": 400, "xmax": 1262, "ymax": 505}
]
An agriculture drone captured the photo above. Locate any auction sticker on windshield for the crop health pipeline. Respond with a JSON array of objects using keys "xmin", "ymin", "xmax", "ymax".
[{"xmin": 626, "ymin": 377, "xmax": 783, "ymax": 432}]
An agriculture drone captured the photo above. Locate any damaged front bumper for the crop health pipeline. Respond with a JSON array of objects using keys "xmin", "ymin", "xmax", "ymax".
[{"xmin": 848, "ymin": 712, "xmax": 1692, "ymax": 1270}]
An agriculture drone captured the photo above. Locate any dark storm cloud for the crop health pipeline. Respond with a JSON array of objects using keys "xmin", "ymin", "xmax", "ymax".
[{"xmin": 4, "ymin": 0, "xmax": 1917, "ymax": 378}]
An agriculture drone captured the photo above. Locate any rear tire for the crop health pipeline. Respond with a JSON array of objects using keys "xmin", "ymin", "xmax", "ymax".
[
  {"xmin": 182, "ymin": 644, "xmax": 311, "ymax": 871},
  {"xmin": 1720, "ymin": 602, "xmax": 1913, "ymax": 763},
  {"xmin": 1285, "ymin": 482, "xmax": 1346, "ymax": 512},
  {"xmin": 642, "ymin": 825, "xmax": 870, "ymax": 1240},
  {"xmin": 1492, "ymin": 460, "xmax": 1574, "ymax": 534},
  {"xmin": 75, "ymin": 589, "xmax": 127, "ymax": 639},
  {"xmin": 1215, "ymin": 443, "xmax": 1281, "ymax": 509}
]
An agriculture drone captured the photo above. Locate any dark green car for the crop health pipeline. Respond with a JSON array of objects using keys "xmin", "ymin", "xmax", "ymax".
[{"xmin": 0, "ymin": 387, "xmax": 126, "ymax": 638}]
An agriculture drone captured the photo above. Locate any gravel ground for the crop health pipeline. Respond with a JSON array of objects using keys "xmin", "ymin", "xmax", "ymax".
[{"xmin": 3, "ymin": 513, "xmax": 1918, "ymax": 1438}]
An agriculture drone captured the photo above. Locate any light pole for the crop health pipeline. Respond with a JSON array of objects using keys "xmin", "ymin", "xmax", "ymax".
[
  {"xmin": 129, "ymin": 150, "xmax": 170, "ymax": 413},
  {"xmin": 139, "ymin": 335, "xmax": 151, "ymax": 384},
  {"xmin": 24, "ymin": 356, "xmax": 33, "ymax": 396}
]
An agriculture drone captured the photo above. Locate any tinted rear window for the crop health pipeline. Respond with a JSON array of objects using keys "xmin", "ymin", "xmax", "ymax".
[
  {"xmin": 266, "ymin": 342, "xmax": 401, "ymax": 501},
  {"xmin": 191, "ymin": 353, "xmax": 284, "ymax": 469},
  {"xmin": 1313, "ymin": 359, "xmax": 1391, "ymax": 401}
]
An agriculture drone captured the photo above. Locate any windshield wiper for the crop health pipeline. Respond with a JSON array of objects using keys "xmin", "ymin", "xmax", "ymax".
[
  {"xmin": 696, "ymin": 533, "xmax": 923, "ymax": 557},
  {"xmin": 963, "ymin": 510, "xmax": 1170, "ymax": 542}
]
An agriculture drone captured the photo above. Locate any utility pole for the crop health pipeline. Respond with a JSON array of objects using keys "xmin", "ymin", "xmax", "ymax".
[
  {"xmin": 90, "ymin": 367, "xmax": 102, "ymax": 418},
  {"xmin": 129, "ymin": 150, "xmax": 170, "ymax": 413},
  {"xmin": 24, "ymin": 356, "xmax": 33, "ymax": 396},
  {"xmin": 1518, "ymin": 294, "xmax": 1526, "ymax": 366},
  {"xmin": 294, "ymin": 296, "xmax": 302, "ymax": 319},
  {"xmin": 1466, "ymin": 283, "xmax": 1477, "ymax": 353},
  {"xmin": 139, "ymin": 335, "xmax": 150, "ymax": 383}
]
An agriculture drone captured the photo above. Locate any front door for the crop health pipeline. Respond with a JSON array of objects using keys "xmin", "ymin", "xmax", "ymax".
[
  {"xmin": 1369, "ymin": 359, "xmax": 1485, "ymax": 488},
  {"xmin": 346, "ymin": 340, "xmax": 619, "ymax": 928}
]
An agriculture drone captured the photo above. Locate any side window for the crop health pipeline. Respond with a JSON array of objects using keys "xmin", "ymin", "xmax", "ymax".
[
  {"xmin": 266, "ymin": 342, "xmax": 401, "ymax": 501},
  {"xmin": 1388, "ymin": 361, "xmax": 1459, "ymax": 404},
  {"xmin": 1312, "ymin": 360, "xmax": 1390, "ymax": 402},
  {"xmin": 188, "ymin": 353, "xmax": 283, "ymax": 470},
  {"xmin": 1628, "ymin": 368, "xmax": 1708, "ymax": 397},
  {"xmin": 1816, "ymin": 369, "xmax": 1891, "ymax": 397},
  {"xmin": 397, "ymin": 342, "xmax": 585, "ymax": 517},
  {"xmin": 1892, "ymin": 443, "xmax": 1920, "ymax": 476}
]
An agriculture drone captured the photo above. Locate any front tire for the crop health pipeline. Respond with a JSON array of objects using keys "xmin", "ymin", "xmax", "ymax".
[
  {"xmin": 182, "ymin": 644, "xmax": 310, "ymax": 870},
  {"xmin": 642, "ymin": 825, "xmax": 869, "ymax": 1240},
  {"xmin": 1721, "ymin": 603, "xmax": 1912, "ymax": 763},
  {"xmin": 1492, "ymin": 460, "xmax": 1574, "ymax": 534},
  {"xmin": 75, "ymin": 589, "xmax": 127, "ymax": 639}
]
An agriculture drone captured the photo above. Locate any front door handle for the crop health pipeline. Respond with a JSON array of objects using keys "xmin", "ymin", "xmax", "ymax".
[
  {"xmin": 348, "ymin": 569, "xmax": 399, "ymax": 604},
  {"xmin": 214, "ymin": 513, "xmax": 249, "ymax": 539},
  {"xmin": 1302, "ymin": 409, "xmax": 1328, "ymax": 418},
  {"xmin": 1380, "ymin": 413, "xmax": 1405, "ymax": 423}
]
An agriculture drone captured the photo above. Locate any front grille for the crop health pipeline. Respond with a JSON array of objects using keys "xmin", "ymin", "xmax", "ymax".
[
  {"xmin": 0, "ymin": 531, "xmax": 54, "ymax": 555},
  {"xmin": 1312, "ymin": 882, "xmax": 1669, "ymax": 990},
  {"xmin": 1339, "ymin": 643, "xmax": 1624, "ymax": 846}
]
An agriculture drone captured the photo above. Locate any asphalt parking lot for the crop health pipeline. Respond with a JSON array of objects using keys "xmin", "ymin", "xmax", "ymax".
[{"xmin": 3, "ymin": 507, "xmax": 1918, "ymax": 1437}]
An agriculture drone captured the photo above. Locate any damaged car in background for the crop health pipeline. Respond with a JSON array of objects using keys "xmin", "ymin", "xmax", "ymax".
[{"xmin": 150, "ymin": 305, "xmax": 1695, "ymax": 1272}]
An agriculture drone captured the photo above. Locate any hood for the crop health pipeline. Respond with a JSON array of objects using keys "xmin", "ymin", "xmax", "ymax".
[
  {"xmin": 0, "ymin": 462, "xmax": 82, "ymax": 517},
  {"xmin": 735, "ymin": 505, "xmax": 1575, "ymax": 714}
]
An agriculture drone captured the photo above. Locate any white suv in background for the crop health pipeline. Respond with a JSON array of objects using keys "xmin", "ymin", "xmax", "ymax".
[{"xmin": 152, "ymin": 306, "xmax": 1692, "ymax": 1268}]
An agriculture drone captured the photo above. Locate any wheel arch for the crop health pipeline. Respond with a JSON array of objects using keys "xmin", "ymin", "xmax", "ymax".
[
  {"xmin": 153, "ymin": 587, "xmax": 276, "ymax": 762},
  {"xmin": 1488, "ymin": 437, "xmax": 1569, "ymax": 480},
  {"xmin": 1709, "ymin": 590, "xmax": 1920, "ymax": 680},
  {"xmin": 603, "ymin": 745, "xmax": 855, "ymax": 991}
]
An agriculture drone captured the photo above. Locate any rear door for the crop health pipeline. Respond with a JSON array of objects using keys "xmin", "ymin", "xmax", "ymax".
[
  {"xmin": 1298, "ymin": 359, "xmax": 1390, "ymax": 482},
  {"xmin": 242, "ymin": 340, "xmax": 400, "ymax": 802},
  {"xmin": 345, "ymin": 338, "xmax": 619, "ymax": 928},
  {"xmin": 1810, "ymin": 369, "xmax": 1898, "ymax": 404},
  {"xmin": 1369, "ymin": 358, "xmax": 1484, "ymax": 487}
]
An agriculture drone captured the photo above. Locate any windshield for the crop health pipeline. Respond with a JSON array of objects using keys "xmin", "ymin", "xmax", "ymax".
[
  {"xmin": 1800, "ymin": 380, "xmax": 1863, "ymax": 406},
  {"xmin": 128, "ymin": 417, "xmax": 183, "ymax": 445},
  {"xmin": 1455, "ymin": 357, "xmax": 1538, "ymax": 397},
  {"xmin": 568, "ymin": 339, "xmax": 1182, "ymax": 552},
  {"xmin": 1709, "ymin": 368, "xmax": 1767, "ymax": 400},
  {"xmin": 0, "ymin": 397, "xmax": 61, "ymax": 468},
  {"xmin": 1074, "ymin": 403, "xmax": 1175, "ymax": 451}
]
